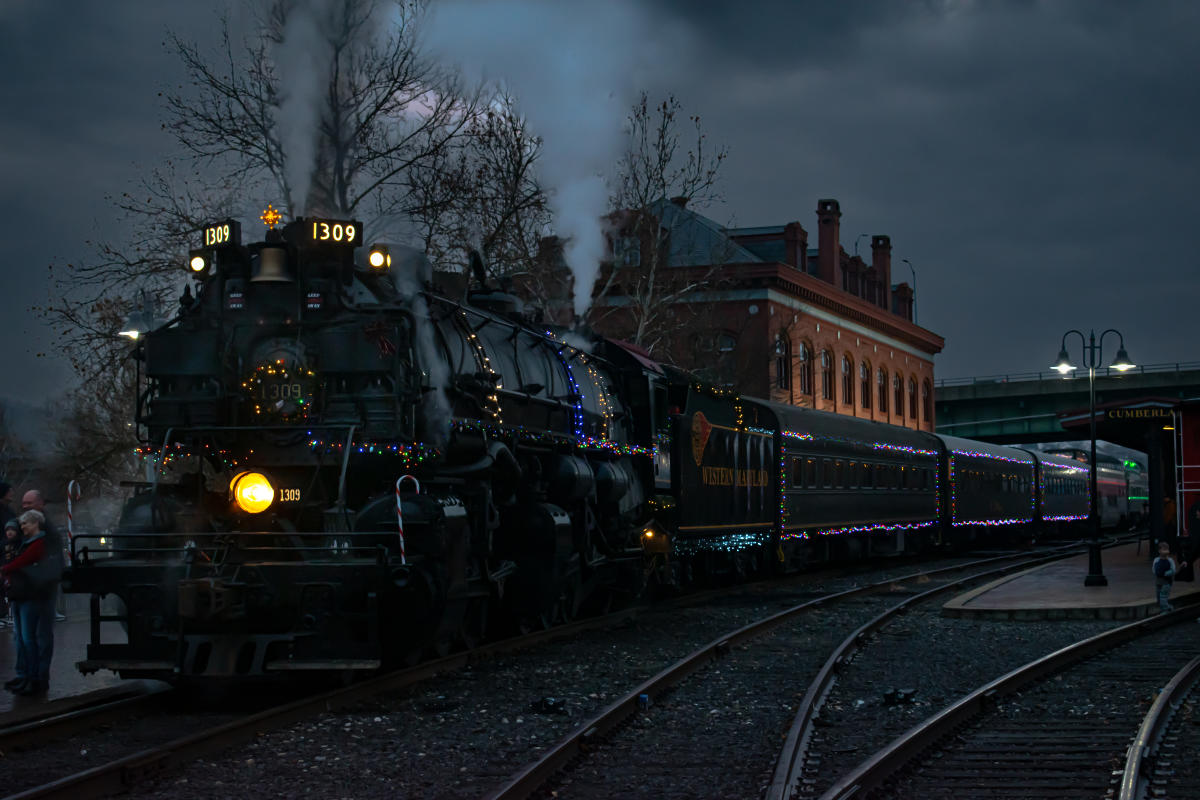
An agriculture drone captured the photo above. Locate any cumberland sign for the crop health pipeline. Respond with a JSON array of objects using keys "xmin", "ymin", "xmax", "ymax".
[{"xmin": 1105, "ymin": 407, "xmax": 1174, "ymax": 421}]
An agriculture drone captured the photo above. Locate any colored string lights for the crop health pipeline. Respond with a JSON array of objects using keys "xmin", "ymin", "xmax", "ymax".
[{"xmin": 242, "ymin": 359, "xmax": 317, "ymax": 421}]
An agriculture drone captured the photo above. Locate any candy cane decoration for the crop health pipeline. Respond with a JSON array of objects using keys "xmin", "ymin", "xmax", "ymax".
[
  {"xmin": 395, "ymin": 475, "xmax": 420, "ymax": 565},
  {"xmin": 67, "ymin": 480, "xmax": 82, "ymax": 544}
]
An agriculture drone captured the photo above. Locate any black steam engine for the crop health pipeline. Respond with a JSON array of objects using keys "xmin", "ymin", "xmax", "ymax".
[{"xmin": 65, "ymin": 211, "xmax": 1095, "ymax": 682}]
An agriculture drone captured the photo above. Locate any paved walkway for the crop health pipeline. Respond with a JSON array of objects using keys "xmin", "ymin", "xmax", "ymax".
[
  {"xmin": 0, "ymin": 593, "xmax": 135, "ymax": 715},
  {"xmin": 944, "ymin": 540, "xmax": 1200, "ymax": 620}
]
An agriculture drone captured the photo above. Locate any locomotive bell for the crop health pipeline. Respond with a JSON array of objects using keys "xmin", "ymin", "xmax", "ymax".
[{"xmin": 252, "ymin": 246, "xmax": 292, "ymax": 282}]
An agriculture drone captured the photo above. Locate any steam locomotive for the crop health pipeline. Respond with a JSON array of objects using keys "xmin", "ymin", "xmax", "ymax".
[{"xmin": 65, "ymin": 213, "xmax": 1096, "ymax": 682}]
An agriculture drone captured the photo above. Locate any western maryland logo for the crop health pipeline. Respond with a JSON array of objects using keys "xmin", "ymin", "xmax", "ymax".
[{"xmin": 691, "ymin": 411, "xmax": 713, "ymax": 466}]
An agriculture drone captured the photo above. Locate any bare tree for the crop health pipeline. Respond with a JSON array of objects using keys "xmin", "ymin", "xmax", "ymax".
[
  {"xmin": 410, "ymin": 90, "xmax": 552, "ymax": 279},
  {"xmin": 43, "ymin": 0, "xmax": 488, "ymax": 482},
  {"xmin": 589, "ymin": 93, "xmax": 728, "ymax": 354}
]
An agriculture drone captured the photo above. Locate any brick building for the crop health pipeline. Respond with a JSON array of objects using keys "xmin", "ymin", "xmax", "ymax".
[{"xmin": 585, "ymin": 197, "xmax": 945, "ymax": 431}]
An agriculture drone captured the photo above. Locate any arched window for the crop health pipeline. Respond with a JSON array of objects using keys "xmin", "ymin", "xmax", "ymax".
[
  {"xmin": 859, "ymin": 362, "xmax": 871, "ymax": 409},
  {"xmin": 894, "ymin": 374, "xmax": 904, "ymax": 419},
  {"xmin": 878, "ymin": 368, "xmax": 888, "ymax": 414},
  {"xmin": 842, "ymin": 355, "xmax": 853, "ymax": 405},
  {"xmin": 908, "ymin": 377, "xmax": 918, "ymax": 419},
  {"xmin": 798, "ymin": 343, "xmax": 813, "ymax": 395},
  {"xmin": 821, "ymin": 350, "xmax": 833, "ymax": 400},
  {"xmin": 774, "ymin": 334, "xmax": 791, "ymax": 390},
  {"xmin": 922, "ymin": 380, "xmax": 932, "ymax": 422}
]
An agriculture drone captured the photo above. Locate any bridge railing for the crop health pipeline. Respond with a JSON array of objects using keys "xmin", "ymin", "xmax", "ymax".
[{"xmin": 935, "ymin": 361, "xmax": 1200, "ymax": 388}]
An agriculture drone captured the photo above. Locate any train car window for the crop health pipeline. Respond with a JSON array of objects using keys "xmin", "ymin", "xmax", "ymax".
[
  {"xmin": 847, "ymin": 460, "xmax": 857, "ymax": 489},
  {"xmin": 861, "ymin": 462, "xmax": 873, "ymax": 488},
  {"xmin": 834, "ymin": 459, "xmax": 845, "ymax": 488},
  {"xmin": 821, "ymin": 459, "xmax": 832, "ymax": 488},
  {"xmin": 804, "ymin": 458, "xmax": 817, "ymax": 488},
  {"xmin": 791, "ymin": 458, "xmax": 804, "ymax": 488},
  {"xmin": 900, "ymin": 466, "xmax": 908, "ymax": 490}
]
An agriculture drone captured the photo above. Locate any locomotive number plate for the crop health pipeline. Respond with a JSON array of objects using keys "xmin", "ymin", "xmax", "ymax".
[
  {"xmin": 307, "ymin": 219, "xmax": 362, "ymax": 247},
  {"xmin": 199, "ymin": 219, "xmax": 241, "ymax": 248},
  {"xmin": 278, "ymin": 487, "xmax": 302, "ymax": 503}
]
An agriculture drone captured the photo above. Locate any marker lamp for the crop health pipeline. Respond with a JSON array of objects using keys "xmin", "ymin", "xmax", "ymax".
[{"xmin": 367, "ymin": 244, "xmax": 391, "ymax": 270}]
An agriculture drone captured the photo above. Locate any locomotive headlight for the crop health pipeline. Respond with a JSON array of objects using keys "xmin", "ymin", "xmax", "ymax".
[
  {"xmin": 367, "ymin": 244, "xmax": 391, "ymax": 271},
  {"xmin": 230, "ymin": 471, "xmax": 275, "ymax": 514},
  {"xmin": 189, "ymin": 254, "xmax": 207, "ymax": 273}
]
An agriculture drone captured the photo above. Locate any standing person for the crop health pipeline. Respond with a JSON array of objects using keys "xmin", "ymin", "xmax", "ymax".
[
  {"xmin": 0, "ymin": 481, "xmax": 15, "ymax": 527},
  {"xmin": 1152, "ymin": 540, "xmax": 1185, "ymax": 614},
  {"xmin": 0, "ymin": 518, "xmax": 18, "ymax": 630},
  {"xmin": 21, "ymin": 490, "xmax": 66, "ymax": 621},
  {"xmin": 1, "ymin": 510, "xmax": 57, "ymax": 695}
]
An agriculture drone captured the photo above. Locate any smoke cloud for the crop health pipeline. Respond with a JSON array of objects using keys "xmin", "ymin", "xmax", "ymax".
[
  {"xmin": 425, "ymin": 0, "xmax": 659, "ymax": 319},
  {"xmin": 273, "ymin": 0, "xmax": 331, "ymax": 216}
]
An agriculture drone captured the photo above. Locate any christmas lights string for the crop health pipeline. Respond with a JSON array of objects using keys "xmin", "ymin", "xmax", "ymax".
[
  {"xmin": 241, "ymin": 359, "xmax": 317, "ymax": 421},
  {"xmin": 460, "ymin": 311, "xmax": 502, "ymax": 423},
  {"xmin": 782, "ymin": 519, "xmax": 939, "ymax": 541},
  {"xmin": 673, "ymin": 531, "xmax": 770, "ymax": 556},
  {"xmin": 947, "ymin": 452, "xmax": 1036, "ymax": 525}
]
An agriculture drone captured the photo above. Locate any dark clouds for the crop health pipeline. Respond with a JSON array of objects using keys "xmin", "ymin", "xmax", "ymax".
[
  {"xmin": 1, "ymin": 0, "xmax": 1197, "ymax": 405},
  {"xmin": 655, "ymin": 0, "xmax": 1200, "ymax": 375}
]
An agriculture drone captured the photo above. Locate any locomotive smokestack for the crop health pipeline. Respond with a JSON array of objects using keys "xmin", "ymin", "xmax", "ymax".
[{"xmin": 469, "ymin": 249, "xmax": 489, "ymax": 290}]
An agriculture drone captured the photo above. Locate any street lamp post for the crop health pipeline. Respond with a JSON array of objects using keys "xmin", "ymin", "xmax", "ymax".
[
  {"xmin": 1051, "ymin": 329, "xmax": 1136, "ymax": 587},
  {"xmin": 853, "ymin": 233, "xmax": 870, "ymax": 258}
]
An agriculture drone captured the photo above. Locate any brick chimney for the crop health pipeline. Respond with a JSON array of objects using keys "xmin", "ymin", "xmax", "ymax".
[
  {"xmin": 783, "ymin": 221, "xmax": 808, "ymax": 270},
  {"xmin": 815, "ymin": 199, "xmax": 841, "ymax": 285},
  {"xmin": 871, "ymin": 235, "xmax": 892, "ymax": 311}
]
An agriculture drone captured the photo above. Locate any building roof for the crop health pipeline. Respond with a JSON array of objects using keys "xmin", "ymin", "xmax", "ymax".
[{"xmin": 648, "ymin": 199, "xmax": 764, "ymax": 267}]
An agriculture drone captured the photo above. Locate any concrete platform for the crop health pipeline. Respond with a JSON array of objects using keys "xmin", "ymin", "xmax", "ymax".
[
  {"xmin": 944, "ymin": 540, "xmax": 1200, "ymax": 620},
  {"xmin": 0, "ymin": 592, "xmax": 143, "ymax": 715}
]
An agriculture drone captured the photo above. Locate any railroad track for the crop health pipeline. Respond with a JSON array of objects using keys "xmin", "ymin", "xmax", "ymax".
[
  {"xmin": 482, "ymin": 542, "xmax": 1102, "ymax": 799},
  {"xmin": 0, "ymin": 544, "xmax": 1081, "ymax": 800},
  {"xmin": 814, "ymin": 604, "xmax": 1200, "ymax": 799}
]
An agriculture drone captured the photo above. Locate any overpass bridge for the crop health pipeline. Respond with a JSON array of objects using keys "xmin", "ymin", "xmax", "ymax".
[{"xmin": 935, "ymin": 361, "xmax": 1200, "ymax": 443}]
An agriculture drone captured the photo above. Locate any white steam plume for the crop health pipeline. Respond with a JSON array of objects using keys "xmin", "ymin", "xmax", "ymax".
[
  {"xmin": 425, "ymin": 0, "xmax": 653, "ymax": 320},
  {"xmin": 274, "ymin": 0, "xmax": 330, "ymax": 216}
]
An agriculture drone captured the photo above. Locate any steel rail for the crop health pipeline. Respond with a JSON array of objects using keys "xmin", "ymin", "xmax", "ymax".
[
  {"xmin": 1118, "ymin": 654, "xmax": 1200, "ymax": 800},
  {"xmin": 818, "ymin": 602, "xmax": 1200, "ymax": 800},
  {"xmin": 0, "ymin": 604, "xmax": 647, "ymax": 800},
  {"xmin": 763, "ymin": 546, "xmax": 1089, "ymax": 800},
  {"xmin": 483, "ymin": 543, "xmax": 1092, "ymax": 800},
  {"xmin": 0, "ymin": 684, "xmax": 170, "ymax": 753}
]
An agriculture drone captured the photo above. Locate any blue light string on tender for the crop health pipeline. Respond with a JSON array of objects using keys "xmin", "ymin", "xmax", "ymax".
[{"xmin": 673, "ymin": 531, "xmax": 770, "ymax": 556}]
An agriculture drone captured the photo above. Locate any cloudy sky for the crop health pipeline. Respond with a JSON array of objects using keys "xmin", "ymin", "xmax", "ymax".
[{"xmin": 2, "ymin": 0, "xmax": 1197, "ymax": 406}]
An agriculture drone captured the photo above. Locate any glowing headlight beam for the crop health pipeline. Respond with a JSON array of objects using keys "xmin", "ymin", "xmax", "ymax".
[{"xmin": 230, "ymin": 471, "xmax": 274, "ymax": 514}]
